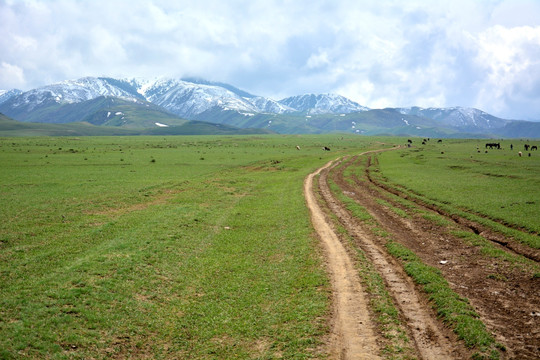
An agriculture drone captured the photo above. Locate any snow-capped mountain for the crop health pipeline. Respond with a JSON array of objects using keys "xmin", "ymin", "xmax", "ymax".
[
  {"xmin": 0, "ymin": 89, "xmax": 23, "ymax": 105},
  {"xmin": 129, "ymin": 78, "xmax": 297, "ymax": 117},
  {"xmin": 1, "ymin": 77, "xmax": 144, "ymax": 115},
  {"xmin": 1, "ymin": 76, "xmax": 370, "ymax": 122},
  {"xmin": 2, "ymin": 75, "xmax": 536, "ymax": 137},
  {"xmin": 132, "ymin": 78, "xmax": 260, "ymax": 118},
  {"xmin": 397, "ymin": 106, "xmax": 509, "ymax": 131},
  {"xmin": 279, "ymin": 93, "xmax": 370, "ymax": 114},
  {"xmin": 249, "ymin": 96, "xmax": 296, "ymax": 114}
]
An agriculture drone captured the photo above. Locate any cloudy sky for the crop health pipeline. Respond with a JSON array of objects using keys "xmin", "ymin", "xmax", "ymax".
[{"xmin": 1, "ymin": 0, "xmax": 540, "ymax": 120}]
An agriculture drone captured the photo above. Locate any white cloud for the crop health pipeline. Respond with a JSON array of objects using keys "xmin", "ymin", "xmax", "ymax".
[
  {"xmin": 1, "ymin": 0, "xmax": 540, "ymax": 119},
  {"xmin": 473, "ymin": 25, "xmax": 540, "ymax": 119},
  {"xmin": 306, "ymin": 50, "xmax": 330, "ymax": 70},
  {"xmin": 0, "ymin": 62, "xmax": 25, "ymax": 89},
  {"xmin": 88, "ymin": 26, "xmax": 128, "ymax": 63}
]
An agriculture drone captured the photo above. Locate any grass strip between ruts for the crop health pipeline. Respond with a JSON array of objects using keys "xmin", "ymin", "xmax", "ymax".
[{"xmin": 326, "ymin": 171, "xmax": 503, "ymax": 360}]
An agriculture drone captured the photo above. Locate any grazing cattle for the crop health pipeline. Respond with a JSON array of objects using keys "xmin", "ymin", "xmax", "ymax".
[
  {"xmin": 296, "ymin": 145, "xmax": 300, "ymax": 150},
  {"xmin": 323, "ymin": 146, "xmax": 331, "ymax": 151},
  {"xmin": 531, "ymin": 145, "xmax": 538, "ymax": 151},
  {"xmin": 524, "ymin": 144, "xmax": 530, "ymax": 151},
  {"xmin": 519, "ymin": 151, "xmax": 522, "ymax": 157},
  {"xmin": 407, "ymin": 139, "xmax": 412, "ymax": 144},
  {"xmin": 485, "ymin": 142, "xmax": 501, "ymax": 149},
  {"xmin": 510, "ymin": 144, "xmax": 513, "ymax": 150},
  {"xmin": 422, "ymin": 141, "xmax": 426, "ymax": 145},
  {"xmin": 437, "ymin": 139, "xmax": 442, "ymax": 143}
]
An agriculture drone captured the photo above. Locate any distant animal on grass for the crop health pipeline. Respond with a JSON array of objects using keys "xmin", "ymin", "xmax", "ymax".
[
  {"xmin": 296, "ymin": 145, "xmax": 300, "ymax": 150},
  {"xmin": 407, "ymin": 139, "xmax": 412, "ymax": 144},
  {"xmin": 531, "ymin": 145, "xmax": 538, "ymax": 151},
  {"xmin": 519, "ymin": 151, "xmax": 522, "ymax": 157},
  {"xmin": 524, "ymin": 144, "xmax": 530, "ymax": 151},
  {"xmin": 485, "ymin": 142, "xmax": 500, "ymax": 149},
  {"xmin": 323, "ymin": 146, "xmax": 331, "ymax": 151},
  {"xmin": 438, "ymin": 139, "xmax": 442, "ymax": 143}
]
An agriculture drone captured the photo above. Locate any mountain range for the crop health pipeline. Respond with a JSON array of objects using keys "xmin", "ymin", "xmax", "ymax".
[{"xmin": 1, "ymin": 76, "xmax": 539, "ymax": 137}]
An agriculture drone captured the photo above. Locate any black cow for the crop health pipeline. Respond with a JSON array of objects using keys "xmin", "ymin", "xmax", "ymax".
[
  {"xmin": 323, "ymin": 146, "xmax": 331, "ymax": 151},
  {"xmin": 531, "ymin": 145, "xmax": 538, "ymax": 151}
]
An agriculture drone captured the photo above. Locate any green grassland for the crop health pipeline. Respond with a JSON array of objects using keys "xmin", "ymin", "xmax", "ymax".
[
  {"xmin": 0, "ymin": 113, "xmax": 273, "ymax": 137},
  {"xmin": 2, "ymin": 135, "xmax": 538, "ymax": 359},
  {"xmin": 376, "ymin": 139, "xmax": 540, "ymax": 239},
  {"xmin": 0, "ymin": 135, "xmax": 391, "ymax": 359}
]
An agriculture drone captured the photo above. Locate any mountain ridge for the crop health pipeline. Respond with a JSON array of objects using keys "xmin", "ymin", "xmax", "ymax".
[{"xmin": 0, "ymin": 76, "xmax": 538, "ymax": 137}]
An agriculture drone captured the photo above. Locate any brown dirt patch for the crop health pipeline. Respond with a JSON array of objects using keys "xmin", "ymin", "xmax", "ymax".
[
  {"xmin": 327, "ymin": 153, "xmax": 539, "ymax": 359},
  {"xmin": 313, "ymin": 155, "xmax": 468, "ymax": 359},
  {"xmin": 305, "ymin": 161, "xmax": 381, "ymax": 359}
]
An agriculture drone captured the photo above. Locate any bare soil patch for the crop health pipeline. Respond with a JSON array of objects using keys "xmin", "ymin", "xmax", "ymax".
[
  {"xmin": 305, "ymin": 161, "xmax": 381, "ymax": 359},
  {"xmin": 310, "ymin": 155, "xmax": 469, "ymax": 359},
  {"xmin": 326, "ymin": 153, "xmax": 539, "ymax": 359}
]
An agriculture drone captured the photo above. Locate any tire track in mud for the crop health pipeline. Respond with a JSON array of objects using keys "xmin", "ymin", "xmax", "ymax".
[
  {"xmin": 314, "ymin": 156, "xmax": 464, "ymax": 359},
  {"xmin": 364, "ymin": 156, "xmax": 540, "ymax": 263},
  {"xmin": 330, "ymin": 152, "xmax": 539, "ymax": 359},
  {"xmin": 305, "ymin": 161, "xmax": 381, "ymax": 360}
]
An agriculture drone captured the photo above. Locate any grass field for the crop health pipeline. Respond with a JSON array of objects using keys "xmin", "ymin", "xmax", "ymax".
[
  {"xmin": 2, "ymin": 135, "xmax": 538, "ymax": 359},
  {"xmin": 0, "ymin": 135, "xmax": 392, "ymax": 359},
  {"xmin": 376, "ymin": 139, "xmax": 540, "ymax": 240}
]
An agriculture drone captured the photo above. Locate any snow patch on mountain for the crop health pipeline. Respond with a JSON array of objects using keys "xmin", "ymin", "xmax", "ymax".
[
  {"xmin": 4, "ymin": 77, "xmax": 142, "ymax": 112},
  {"xmin": 249, "ymin": 96, "xmax": 296, "ymax": 114},
  {"xmin": 278, "ymin": 93, "xmax": 369, "ymax": 114},
  {"xmin": 396, "ymin": 106, "xmax": 508, "ymax": 130},
  {"xmin": 133, "ymin": 78, "xmax": 260, "ymax": 118},
  {"xmin": 0, "ymin": 89, "xmax": 23, "ymax": 105}
]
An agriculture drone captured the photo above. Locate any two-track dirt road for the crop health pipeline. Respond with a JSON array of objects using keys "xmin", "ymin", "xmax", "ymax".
[
  {"xmin": 305, "ymin": 149, "xmax": 539, "ymax": 359},
  {"xmin": 305, "ymin": 161, "xmax": 381, "ymax": 359}
]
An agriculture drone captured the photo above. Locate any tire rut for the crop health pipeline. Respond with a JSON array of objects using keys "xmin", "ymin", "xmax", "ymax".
[
  {"xmin": 304, "ymin": 161, "xmax": 381, "ymax": 359},
  {"xmin": 317, "ymin": 159, "xmax": 465, "ymax": 360},
  {"xmin": 332, "ymin": 153, "xmax": 540, "ymax": 359},
  {"xmin": 364, "ymin": 157, "xmax": 540, "ymax": 263}
]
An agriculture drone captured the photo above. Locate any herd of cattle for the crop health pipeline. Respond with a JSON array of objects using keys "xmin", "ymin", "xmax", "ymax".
[
  {"xmin": 485, "ymin": 142, "xmax": 538, "ymax": 151},
  {"xmin": 403, "ymin": 138, "xmax": 538, "ymax": 157},
  {"xmin": 306, "ymin": 139, "xmax": 537, "ymax": 157},
  {"xmin": 482, "ymin": 142, "xmax": 537, "ymax": 157}
]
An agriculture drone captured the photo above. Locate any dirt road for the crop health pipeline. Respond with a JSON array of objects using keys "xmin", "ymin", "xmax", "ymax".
[
  {"xmin": 306, "ymin": 149, "xmax": 539, "ymax": 359},
  {"xmin": 304, "ymin": 161, "xmax": 381, "ymax": 359}
]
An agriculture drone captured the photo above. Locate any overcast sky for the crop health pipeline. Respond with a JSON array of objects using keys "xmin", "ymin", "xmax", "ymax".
[{"xmin": 1, "ymin": 0, "xmax": 540, "ymax": 120}]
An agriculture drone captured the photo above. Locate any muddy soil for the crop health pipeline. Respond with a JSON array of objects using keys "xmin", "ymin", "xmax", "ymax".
[
  {"xmin": 317, "ymin": 152, "xmax": 539, "ymax": 359},
  {"xmin": 305, "ymin": 161, "xmax": 381, "ymax": 359},
  {"xmin": 319, "ymin": 161, "xmax": 469, "ymax": 359}
]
